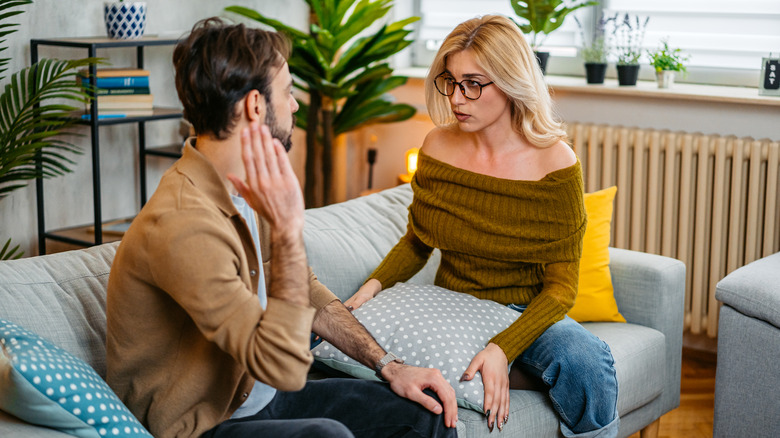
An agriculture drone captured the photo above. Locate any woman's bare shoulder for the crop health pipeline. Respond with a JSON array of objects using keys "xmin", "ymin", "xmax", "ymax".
[
  {"xmin": 540, "ymin": 140, "xmax": 578, "ymax": 174},
  {"xmin": 421, "ymin": 124, "xmax": 461, "ymax": 159}
]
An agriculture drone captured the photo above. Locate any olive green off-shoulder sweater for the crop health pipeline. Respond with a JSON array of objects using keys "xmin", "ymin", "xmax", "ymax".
[{"xmin": 369, "ymin": 151, "xmax": 587, "ymax": 362}]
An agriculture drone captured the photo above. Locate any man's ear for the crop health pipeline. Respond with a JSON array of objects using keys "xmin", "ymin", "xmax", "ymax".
[{"xmin": 244, "ymin": 89, "xmax": 265, "ymax": 123}]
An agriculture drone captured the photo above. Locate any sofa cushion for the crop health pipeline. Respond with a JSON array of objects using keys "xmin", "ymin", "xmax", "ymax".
[
  {"xmin": 569, "ymin": 186, "xmax": 625, "ymax": 323},
  {"xmin": 0, "ymin": 243, "xmax": 118, "ymax": 378},
  {"xmin": 585, "ymin": 322, "xmax": 665, "ymax": 414},
  {"xmin": 454, "ymin": 321, "xmax": 666, "ymax": 437},
  {"xmin": 312, "ymin": 283, "xmax": 521, "ymax": 412},
  {"xmin": 0, "ymin": 319, "xmax": 151, "ymax": 438},
  {"xmin": 304, "ymin": 185, "xmax": 440, "ymax": 302}
]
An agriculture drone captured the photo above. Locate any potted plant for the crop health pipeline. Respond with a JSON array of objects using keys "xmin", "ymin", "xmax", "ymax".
[
  {"xmin": 648, "ymin": 38, "xmax": 689, "ymax": 88},
  {"xmin": 0, "ymin": 0, "xmax": 97, "ymax": 259},
  {"xmin": 226, "ymin": 1, "xmax": 418, "ymax": 207},
  {"xmin": 575, "ymin": 13, "xmax": 616, "ymax": 84},
  {"xmin": 104, "ymin": 0, "xmax": 147, "ymax": 39},
  {"xmin": 612, "ymin": 13, "xmax": 649, "ymax": 86},
  {"xmin": 509, "ymin": 0, "xmax": 597, "ymax": 74}
]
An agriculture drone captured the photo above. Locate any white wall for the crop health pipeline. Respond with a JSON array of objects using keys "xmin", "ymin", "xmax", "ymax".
[{"xmin": 0, "ymin": 0, "xmax": 308, "ymax": 256}]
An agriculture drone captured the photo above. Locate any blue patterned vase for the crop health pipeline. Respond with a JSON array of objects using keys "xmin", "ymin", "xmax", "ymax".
[{"xmin": 104, "ymin": 2, "xmax": 147, "ymax": 39}]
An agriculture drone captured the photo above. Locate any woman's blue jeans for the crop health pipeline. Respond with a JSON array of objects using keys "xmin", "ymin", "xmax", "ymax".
[{"xmin": 509, "ymin": 304, "xmax": 620, "ymax": 438}]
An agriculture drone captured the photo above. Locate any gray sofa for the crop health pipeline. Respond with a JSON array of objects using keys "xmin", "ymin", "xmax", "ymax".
[
  {"xmin": 0, "ymin": 184, "xmax": 685, "ymax": 437},
  {"xmin": 714, "ymin": 252, "xmax": 780, "ymax": 438}
]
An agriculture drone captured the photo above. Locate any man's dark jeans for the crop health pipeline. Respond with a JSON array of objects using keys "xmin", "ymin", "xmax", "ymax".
[{"xmin": 202, "ymin": 378, "xmax": 457, "ymax": 438}]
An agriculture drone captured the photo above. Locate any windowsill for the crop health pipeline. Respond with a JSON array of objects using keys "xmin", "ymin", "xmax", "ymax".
[
  {"xmin": 546, "ymin": 75, "xmax": 780, "ymax": 108},
  {"xmin": 395, "ymin": 68, "xmax": 780, "ymax": 108}
]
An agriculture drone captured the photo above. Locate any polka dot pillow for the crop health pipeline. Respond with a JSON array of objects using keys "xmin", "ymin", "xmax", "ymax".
[
  {"xmin": 311, "ymin": 283, "xmax": 521, "ymax": 412},
  {"xmin": 0, "ymin": 318, "xmax": 152, "ymax": 438}
]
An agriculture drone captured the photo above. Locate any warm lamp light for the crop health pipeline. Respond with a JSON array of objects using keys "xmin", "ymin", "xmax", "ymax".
[
  {"xmin": 399, "ymin": 148, "xmax": 419, "ymax": 183},
  {"xmin": 406, "ymin": 148, "xmax": 419, "ymax": 174}
]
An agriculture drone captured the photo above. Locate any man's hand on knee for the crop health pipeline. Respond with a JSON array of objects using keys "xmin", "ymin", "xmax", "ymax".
[{"xmin": 382, "ymin": 363, "xmax": 458, "ymax": 428}]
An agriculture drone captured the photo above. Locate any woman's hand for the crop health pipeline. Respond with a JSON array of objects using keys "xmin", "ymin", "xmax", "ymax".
[
  {"xmin": 343, "ymin": 278, "xmax": 382, "ymax": 311},
  {"xmin": 461, "ymin": 343, "xmax": 510, "ymax": 432}
]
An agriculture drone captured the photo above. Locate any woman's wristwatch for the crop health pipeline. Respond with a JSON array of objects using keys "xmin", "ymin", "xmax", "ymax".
[{"xmin": 375, "ymin": 352, "xmax": 404, "ymax": 380}]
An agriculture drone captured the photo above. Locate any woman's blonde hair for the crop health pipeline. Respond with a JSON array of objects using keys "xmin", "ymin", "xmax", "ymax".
[{"xmin": 425, "ymin": 15, "xmax": 567, "ymax": 148}]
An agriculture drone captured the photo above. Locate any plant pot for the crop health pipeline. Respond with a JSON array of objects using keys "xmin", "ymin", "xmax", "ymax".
[
  {"xmin": 584, "ymin": 63, "xmax": 607, "ymax": 84},
  {"xmin": 656, "ymin": 70, "xmax": 675, "ymax": 88},
  {"xmin": 534, "ymin": 51, "xmax": 550, "ymax": 75},
  {"xmin": 616, "ymin": 64, "xmax": 640, "ymax": 86},
  {"xmin": 104, "ymin": 2, "xmax": 147, "ymax": 39}
]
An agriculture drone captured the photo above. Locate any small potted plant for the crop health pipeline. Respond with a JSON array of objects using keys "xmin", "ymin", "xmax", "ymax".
[
  {"xmin": 575, "ymin": 13, "xmax": 616, "ymax": 84},
  {"xmin": 509, "ymin": 0, "xmax": 597, "ymax": 74},
  {"xmin": 104, "ymin": 0, "xmax": 147, "ymax": 39},
  {"xmin": 648, "ymin": 38, "xmax": 689, "ymax": 88},
  {"xmin": 612, "ymin": 13, "xmax": 649, "ymax": 86}
]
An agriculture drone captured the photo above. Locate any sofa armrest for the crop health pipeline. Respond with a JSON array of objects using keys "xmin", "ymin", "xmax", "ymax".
[
  {"xmin": 608, "ymin": 247, "xmax": 686, "ymax": 411},
  {"xmin": 715, "ymin": 251, "xmax": 780, "ymax": 329},
  {"xmin": 609, "ymin": 247, "xmax": 686, "ymax": 331}
]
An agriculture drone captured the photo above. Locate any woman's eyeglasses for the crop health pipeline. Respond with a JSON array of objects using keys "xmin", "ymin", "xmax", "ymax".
[{"xmin": 434, "ymin": 72, "xmax": 494, "ymax": 100}]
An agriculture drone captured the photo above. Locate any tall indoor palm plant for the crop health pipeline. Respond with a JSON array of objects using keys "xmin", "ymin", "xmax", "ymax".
[
  {"xmin": 0, "ymin": 0, "xmax": 95, "ymax": 259},
  {"xmin": 226, "ymin": 0, "xmax": 418, "ymax": 206}
]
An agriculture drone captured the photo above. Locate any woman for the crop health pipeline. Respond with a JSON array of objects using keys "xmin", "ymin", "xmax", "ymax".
[{"xmin": 344, "ymin": 15, "xmax": 619, "ymax": 437}]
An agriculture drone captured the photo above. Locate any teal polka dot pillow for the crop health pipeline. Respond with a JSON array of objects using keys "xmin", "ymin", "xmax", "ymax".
[
  {"xmin": 312, "ymin": 284, "xmax": 521, "ymax": 412},
  {"xmin": 0, "ymin": 319, "xmax": 152, "ymax": 438}
]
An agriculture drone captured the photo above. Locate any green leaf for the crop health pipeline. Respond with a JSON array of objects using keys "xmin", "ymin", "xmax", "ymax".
[
  {"xmin": 0, "ymin": 237, "xmax": 22, "ymax": 260},
  {"xmin": 330, "ymin": 25, "xmax": 388, "ymax": 83},
  {"xmin": 336, "ymin": 75, "xmax": 410, "ymax": 129},
  {"xmin": 331, "ymin": 0, "xmax": 391, "ymax": 49},
  {"xmin": 341, "ymin": 63, "xmax": 393, "ymax": 89},
  {"xmin": 224, "ymin": 6, "xmax": 311, "ymax": 41},
  {"xmin": 335, "ymin": 99, "xmax": 415, "ymax": 134}
]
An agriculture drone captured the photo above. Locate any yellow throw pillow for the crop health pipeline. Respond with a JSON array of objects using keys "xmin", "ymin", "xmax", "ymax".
[{"xmin": 568, "ymin": 186, "xmax": 626, "ymax": 323}]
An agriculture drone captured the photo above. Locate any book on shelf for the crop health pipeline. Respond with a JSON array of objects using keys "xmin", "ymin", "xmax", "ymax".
[
  {"xmin": 95, "ymin": 93, "xmax": 154, "ymax": 108},
  {"xmin": 86, "ymin": 76, "xmax": 150, "ymax": 89},
  {"xmin": 81, "ymin": 109, "xmax": 156, "ymax": 120},
  {"xmin": 96, "ymin": 87, "xmax": 151, "ymax": 96},
  {"xmin": 79, "ymin": 67, "xmax": 150, "ymax": 78},
  {"xmin": 79, "ymin": 68, "xmax": 151, "ymax": 89}
]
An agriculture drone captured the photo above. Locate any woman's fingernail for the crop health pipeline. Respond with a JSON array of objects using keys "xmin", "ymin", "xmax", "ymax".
[
  {"xmin": 498, "ymin": 420, "xmax": 503, "ymax": 431},
  {"xmin": 460, "ymin": 373, "xmax": 468, "ymax": 382},
  {"xmin": 504, "ymin": 414, "xmax": 509, "ymax": 424},
  {"xmin": 485, "ymin": 409, "xmax": 491, "ymax": 418}
]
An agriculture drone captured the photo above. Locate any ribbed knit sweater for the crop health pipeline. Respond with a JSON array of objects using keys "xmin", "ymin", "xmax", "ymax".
[{"xmin": 369, "ymin": 151, "xmax": 586, "ymax": 362}]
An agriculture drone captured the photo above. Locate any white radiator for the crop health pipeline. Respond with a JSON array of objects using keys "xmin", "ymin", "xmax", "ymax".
[{"xmin": 569, "ymin": 123, "xmax": 780, "ymax": 338}]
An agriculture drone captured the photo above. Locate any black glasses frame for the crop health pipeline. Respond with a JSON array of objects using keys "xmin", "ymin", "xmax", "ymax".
[{"xmin": 434, "ymin": 72, "xmax": 494, "ymax": 100}]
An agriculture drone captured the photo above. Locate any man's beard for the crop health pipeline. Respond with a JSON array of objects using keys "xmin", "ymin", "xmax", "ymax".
[{"xmin": 265, "ymin": 106, "xmax": 295, "ymax": 152}]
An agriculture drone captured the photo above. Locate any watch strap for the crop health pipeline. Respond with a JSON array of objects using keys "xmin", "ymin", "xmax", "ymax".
[{"xmin": 375, "ymin": 352, "xmax": 404, "ymax": 380}]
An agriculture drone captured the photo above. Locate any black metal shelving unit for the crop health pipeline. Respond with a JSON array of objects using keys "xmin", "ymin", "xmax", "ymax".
[{"xmin": 32, "ymin": 36, "xmax": 183, "ymax": 254}]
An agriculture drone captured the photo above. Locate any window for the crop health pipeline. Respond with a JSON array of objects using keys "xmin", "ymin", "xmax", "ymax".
[
  {"xmin": 604, "ymin": 0, "xmax": 780, "ymax": 86},
  {"xmin": 396, "ymin": 0, "xmax": 780, "ymax": 87},
  {"xmin": 404, "ymin": 0, "xmax": 585, "ymax": 67}
]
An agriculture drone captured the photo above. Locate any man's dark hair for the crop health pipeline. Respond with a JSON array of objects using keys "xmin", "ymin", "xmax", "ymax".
[{"xmin": 173, "ymin": 17, "xmax": 290, "ymax": 140}]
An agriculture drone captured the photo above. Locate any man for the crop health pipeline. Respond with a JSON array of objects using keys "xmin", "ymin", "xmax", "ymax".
[{"xmin": 106, "ymin": 17, "xmax": 457, "ymax": 438}]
